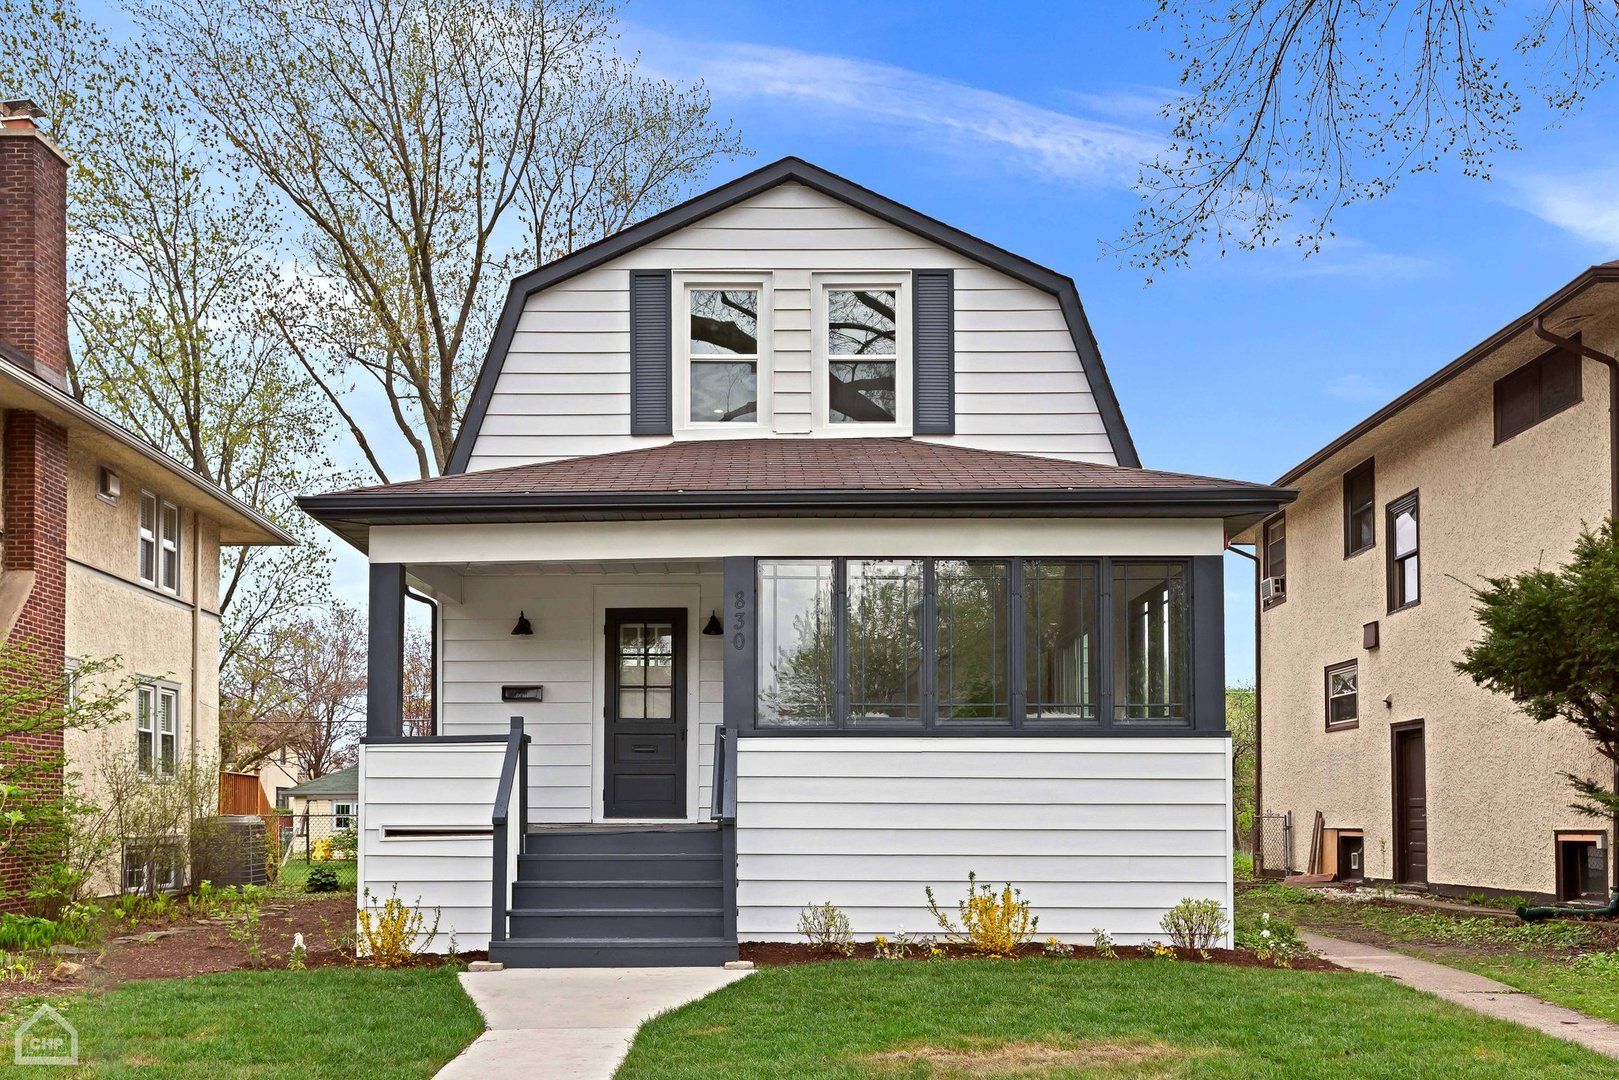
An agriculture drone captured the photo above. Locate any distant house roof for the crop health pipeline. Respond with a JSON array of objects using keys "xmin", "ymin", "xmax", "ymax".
[
  {"xmin": 0, "ymin": 345, "xmax": 295, "ymax": 545},
  {"xmin": 282, "ymin": 766, "xmax": 358, "ymax": 800},
  {"xmin": 299, "ymin": 437, "xmax": 1295, "ymax": 549}
]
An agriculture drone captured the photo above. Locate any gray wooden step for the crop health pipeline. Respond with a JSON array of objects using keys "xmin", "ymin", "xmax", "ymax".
[
  {"xmin": 524, "ymin": 825, "xmax": 722, "ymax": 857},
  {"xmin": 517, "ymin": 851, "xmax": 722, "ymax": 882},
  {"xmin": 513, "ymin": 879, "xmax": 723, "ymax": 910},
  {"xmin": 509, "ymin": 907, "xmax": 724, "ymax": 938},
  {"xmin": 488, "ymin": 937, "xmax": 738, "ymax": 968}
]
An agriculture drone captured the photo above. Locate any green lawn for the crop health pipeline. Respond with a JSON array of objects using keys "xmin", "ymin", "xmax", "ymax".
[
  {"xmin": 0, "ymin": 967, "xmax": 480, "ymax": 1078},
  {"xmin": 276, "ymin": 857, "xmax": 358, "ymax": 892},
  {"xmin": 1239, "ymin": 883, "xmax": 1619, "ymax": 1024},
  {"xmin": 617, "ymin": 959, "xmax": 1619, "ymax": 1079}
]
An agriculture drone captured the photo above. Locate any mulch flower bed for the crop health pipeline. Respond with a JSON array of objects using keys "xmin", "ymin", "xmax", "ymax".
[
  {"xmin": 0, "ymin": 894, "xmax": 483, "ymax": 1007},
  {"xmin": 739, "ymin": 940, "xmax": 1343, "ymax": 971}
]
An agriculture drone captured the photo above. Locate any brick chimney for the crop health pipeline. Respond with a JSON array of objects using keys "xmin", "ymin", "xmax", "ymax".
[
  {"xmin": 0, "ymin": 99, "xmax": 69, "ymax": 390},
  {"xmin": 0, "ymin": 99, "xmax": 69, "ymax": 912}
]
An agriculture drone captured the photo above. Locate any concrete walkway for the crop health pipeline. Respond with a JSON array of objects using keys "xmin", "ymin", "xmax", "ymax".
[
  {"xmin": 436, "ymin": 966, "xmax": 752, "ymax": 1080},
  {"xmin": 1302, "ymin": 931, "xmax": 1619, "ymax": 1059}
]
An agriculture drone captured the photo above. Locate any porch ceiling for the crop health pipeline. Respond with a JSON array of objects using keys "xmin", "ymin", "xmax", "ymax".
[{"xmin": 435, "ymin": 559, "xmax": 725, "ymax": 577}]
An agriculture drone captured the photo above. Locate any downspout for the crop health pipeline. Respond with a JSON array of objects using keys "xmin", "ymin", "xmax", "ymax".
[
  {"xmin": 1532, "ymin": 317, "xmax": 1619, "ymax": 894},
  {"xmin": 1228, "ymin": 542, "xmax": 1261, "ymax": 867}
]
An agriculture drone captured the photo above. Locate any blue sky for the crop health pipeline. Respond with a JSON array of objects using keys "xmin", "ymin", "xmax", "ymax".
[{"xmin": 614, "ymin": 0, "xmax": 1619, "ymax": 681}]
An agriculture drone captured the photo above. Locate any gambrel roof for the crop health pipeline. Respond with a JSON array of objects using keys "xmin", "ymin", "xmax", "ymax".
[{"xmin": 444, "ymin": 156, "xmax": 1141, "ymax": 473}]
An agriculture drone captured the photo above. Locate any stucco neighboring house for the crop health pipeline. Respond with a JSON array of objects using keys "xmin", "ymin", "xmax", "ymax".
[
  {"xmin": 0, "ymin": 100, "xmax": 294, "ymax": 903},
  {"xmin": 298, "ymin": 157, "xmax": 1294, "ymax": 965},
  {"xmin": 1235, "ymin": 262, "xmax": 1619, "ymax": 903}
]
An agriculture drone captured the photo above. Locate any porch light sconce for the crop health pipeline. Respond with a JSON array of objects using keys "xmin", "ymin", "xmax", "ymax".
[
  {"xmin": 702, "ymin": 610, "xmax": 723, "ymax": 636},
  {"xmin": 511, "ymin": 611, "xmax": 534, "ymax": 636}
]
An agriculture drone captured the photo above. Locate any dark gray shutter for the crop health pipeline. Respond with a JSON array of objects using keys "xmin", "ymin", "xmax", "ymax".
[
  {"xmin": 630, "ymin": 270, "xmax": 673, "ymax": 435},
  {"xmin": 912, "ymin": 269, "xmax": 954, "ymax": 434}
]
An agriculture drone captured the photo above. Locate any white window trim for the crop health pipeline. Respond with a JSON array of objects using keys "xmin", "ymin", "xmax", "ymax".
[
  {"xmin": 811, "ymin": 272, "xmax": 912, "ymax": 436},
  {"xmin": 137, "ymin": 680, "xmax": 180, "ymax": 780},
  {"xmin": 138, "ymin": 491, "xmax": 158, "ymax": 587},
  {"xmin": 334, "ymin": 802, "xmax": 355, "ymax": 830},
  {"xmin": 159, "ymin": 500, "xmax": 181, "ymax": 595},
  {"xmin": 673, "ymin": 273, "xmax": 773, "ymax": 438}
]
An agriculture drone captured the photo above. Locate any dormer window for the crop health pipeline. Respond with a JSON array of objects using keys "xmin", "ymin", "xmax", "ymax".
[
  {"xmin": 680, "ymin": 282, "xmax": 767, "ymax": 429},
  {"xmin": 817, "ymin": 277, "xmax": 909, "ymax": 432}
]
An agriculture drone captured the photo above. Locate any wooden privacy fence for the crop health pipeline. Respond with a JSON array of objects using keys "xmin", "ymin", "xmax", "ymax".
[{"xmin": 219, "ymin": 771, "xmax": 274, "ymax": 816}]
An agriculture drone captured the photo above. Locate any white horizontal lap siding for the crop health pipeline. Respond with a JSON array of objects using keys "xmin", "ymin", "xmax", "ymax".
[
  {"xmin": 359, "ymin": 742, "xmax": 507, "ymax": 953},
  {"xmin": 438, "ymin": 572, "xmax": 725, "ymax": 822},
  {"xmin": 464, "ymin": 182, "xmax": 1115, "ymax": 470},
  {"xmin": 735, "ymin": 737, "xmax": 1232, "ymax": 946}
]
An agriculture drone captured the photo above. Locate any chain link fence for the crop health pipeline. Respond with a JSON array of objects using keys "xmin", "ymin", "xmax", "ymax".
[
  {"xmin": 1254, "ymin": 810, "xmax": 1293, "ymax": 878},
  {"xmin": 276, "ymin": 809, "xmax": 358, "ymax": 891}
]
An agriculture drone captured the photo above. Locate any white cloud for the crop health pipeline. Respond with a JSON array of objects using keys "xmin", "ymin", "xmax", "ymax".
[
  {"xmin": 1506, "ymin": 170, "xmax": 1619, "ymax": 248},
  {"xmin": 1325, "ymin": 373, "xmax": 1393, "ymax": 404},
  {"xmin": 625, "ymin": 29, "xmax": 1159, "ymax": 187}
]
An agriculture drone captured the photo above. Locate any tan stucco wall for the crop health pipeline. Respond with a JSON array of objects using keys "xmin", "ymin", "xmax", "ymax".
[
  {"xmin": 1257, "ymin": 309, "xmax": 1617, "ymax": 896},
  {"xmin": 58, "ymin": 440, "xmax": 225, "ymax": 894}
]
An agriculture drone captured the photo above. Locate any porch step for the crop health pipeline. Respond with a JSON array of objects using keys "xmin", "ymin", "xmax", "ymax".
[
  {"xmin": 514, "ymin": 879, "xmax": 723, "ymax": 909},
  {"xmin": 509, "ymin": 906, "xmax": 724, "ymax": 938},
  {"xmin": 524, "ymin": 825, "xmax": 722, "ymax": 856},
  {"xmin": 488, "ymin": 936, "xmax": 738, "ymax": 969},
  {"xmin": 517, "ymin": 851, "xmax": 722, "ymax": 882}
]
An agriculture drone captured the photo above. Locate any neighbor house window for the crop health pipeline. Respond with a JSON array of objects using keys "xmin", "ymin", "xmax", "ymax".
[
  {"xmin": 138, "ymin": 491, "xmax": 181, "ymax": 593},
  {"xmin": 755, "ymin": 557, "xmax": 1194, "ymax": 731},
  {"xmin": 822, "ymin": 283, "xmax": 903, "ymax": 425},
  {"xmin": 1387, "ymin": 491, "xmax": 1420, "ymax": 611},
  {"xmin": 137, "ymin": 682, "xmax": 179, "ymax": 779},
  {"xmin": 1344, "ymin": 459, "xmax": 1375, "ymax": 557},
  {"xmin": 1262, "ymin": 514, "xmax": 1286, "ymax": 608},
  {"xmin": 1025, "ymin": 561, "xmax": 1099, "ymax": 725},
  {"xmin": 685, "ymin": 286, "xmax": 761, "ymax": 425},
  {"xmin": 1326, "ymin": 660, "xmax": 1359, "ymax": 729},
  {"xmin": 1111, "ymin": 562, "xmax": 1190, "ymax": 725},
  {"xmin": 334, "ymin": 802, "xmax": 355, "ymax": 830},
  {"xmin": 1495, "ymin": 344, "xmax": 1581, "ymax": 443}
]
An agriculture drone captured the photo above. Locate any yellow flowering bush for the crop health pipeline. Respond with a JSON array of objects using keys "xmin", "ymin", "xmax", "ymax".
[
  {"xmin": 311, "ymin": 838, "xmax": 333, "ymax": 862},
  {"xmin": 924, "ymin": 871, "xmax": 1038, "ymax": 958},
  {"xmin": 356, "ymin": 887, "xmax": 440, "ymax": 968}
]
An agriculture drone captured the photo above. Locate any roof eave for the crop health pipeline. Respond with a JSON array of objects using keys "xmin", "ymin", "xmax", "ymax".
[{"xmin": 1275, "ymin": 263, "xmax": 1619, "ymax": 488}]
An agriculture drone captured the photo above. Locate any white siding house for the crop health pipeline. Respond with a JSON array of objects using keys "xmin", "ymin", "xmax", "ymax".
[{"xmin": 301, "ymin": 157, "xmax": 1292, "ymax": 965}]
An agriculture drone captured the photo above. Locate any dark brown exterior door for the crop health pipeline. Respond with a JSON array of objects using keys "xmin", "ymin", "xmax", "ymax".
[
  {"xmin": 604, "ymin": 609, "xmax": 687, "ymax": 819},
  {"xmin": 1393, "ymin": 725, "xmax": 1428, "ymax": 885}
]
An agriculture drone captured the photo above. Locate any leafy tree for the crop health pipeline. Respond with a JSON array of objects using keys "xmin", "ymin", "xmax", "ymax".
[
  {"xmin": 1457, "ymin": 521, "xmax": 1619, "ymax": 823},
  {"xmin": 139, "ymin": 0, "xmax": 747, "ymax": 479},
  {"xmin": 1227, "ymin": 686, "xmax": 1256, "ymax": 848},
  {"xmin": 1126, "ymin": 3, "xmax": 1619, "ymax": 274}
]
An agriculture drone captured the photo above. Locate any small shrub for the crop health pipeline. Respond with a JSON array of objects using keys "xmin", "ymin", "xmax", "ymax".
[
  {"xmin": 1160, "ymin": 897, "xmax": 1229, "ymax": 950},
  {"xmin": 1091, "ymin": 928, "xmax": 1116, "ymax": 959},
  {"xmin": 228, "ymin": 908, "xmax": 267, "ymax": 969},
  {"xmin": 1235, "ymin": 910, "xmax": 1309, "ymax": 967},
  {"xmin": 1140, "ymin": 940, "xmax": 1178, "ymax": 961},
  {"xmin": 306, "ymin": 866, "xmax": 341, "ymax": 894},
  {"xmin": 0, "ymin": 914, "xmax": 60, "ymax": 952},
  {"xmin": 873, "ymin": 934, "xmax": 911, "ymax": 960},
  {"xmin": 796, "ymin": 901, "xmax": 854, "ymax": 956},
  {"xmin": 356, "ymin": 887, "xmax": 440, "ymax": 968},
  {"xmin": 925, "ymin": 872, "xmax": 1038, "ymax": 958},
  {"xmin": 1042, "ymin": 936, "xmax": 1074, "ymax": 958}
]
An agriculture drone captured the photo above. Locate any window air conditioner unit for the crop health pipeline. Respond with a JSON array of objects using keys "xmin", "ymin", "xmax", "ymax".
[
  {"xmin": 96, "ymin": 465, "xmax": 121, "ymax": 504},
  {"xmin": 1260, "ymin": 576, "xmax": 1286, "ymax": 603}
]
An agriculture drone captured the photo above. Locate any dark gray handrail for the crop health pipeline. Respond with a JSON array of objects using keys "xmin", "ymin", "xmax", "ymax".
[
  {"xmin": 710, "ymin": 726, "xmax": 737, "ymax": 823},
  {"xmin": 490, "ymin": 716, "xmax": 527, "ymax": 946}
]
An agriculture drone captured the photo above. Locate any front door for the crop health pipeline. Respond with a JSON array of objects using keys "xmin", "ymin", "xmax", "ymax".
[
  {"xmin": 1393, "ymin": 725, "xmax": 1428, "ymax": 885},
  {"xmin": 604, "ymin": 609, "xmax": 687, "ymax": 819}
]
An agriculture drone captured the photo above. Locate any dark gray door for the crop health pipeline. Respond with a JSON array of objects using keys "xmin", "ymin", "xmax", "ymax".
[
  {"xmin": 604, "ymin": 609, "xmax": 687, "ymax": 819},
  {"xmin": 1394, "ymin": 726, "xmax": 1428, "ymax": 885}
]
